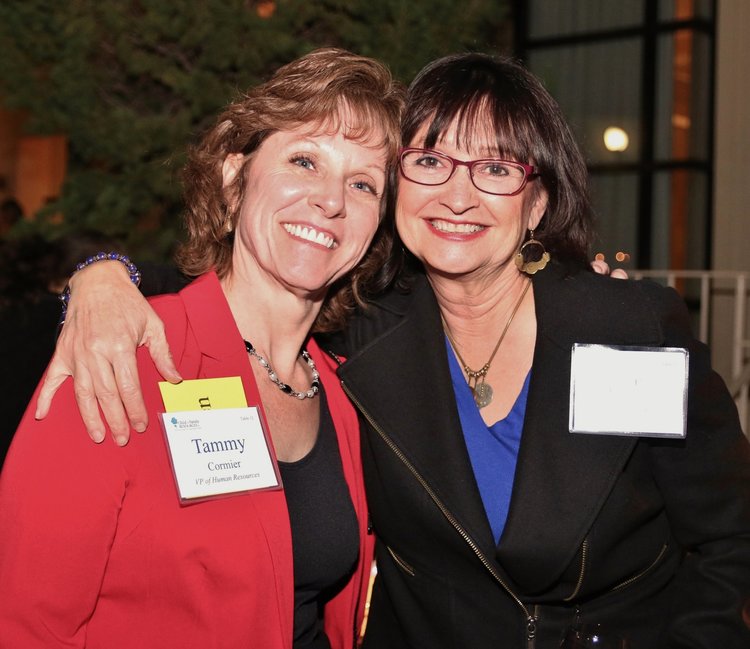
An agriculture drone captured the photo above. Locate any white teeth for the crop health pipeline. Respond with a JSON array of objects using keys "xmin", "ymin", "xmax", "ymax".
[
  {"xmin": 430, "ymin": 219, "xmax": 485, "ymax": 234},
  {"xmin": 283, "ymin": 223, "xmax": 336, "ymax": 249}
]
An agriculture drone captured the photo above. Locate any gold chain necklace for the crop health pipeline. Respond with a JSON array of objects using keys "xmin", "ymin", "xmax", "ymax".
[{"xmin": 443, "ymin": 279, "xmax": 531, "ymax": 409}]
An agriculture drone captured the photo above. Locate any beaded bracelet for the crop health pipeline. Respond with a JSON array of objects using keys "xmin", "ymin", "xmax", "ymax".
[{"xmin": 58, "ymin": 252, "xmax": 142, "ymax": 326}]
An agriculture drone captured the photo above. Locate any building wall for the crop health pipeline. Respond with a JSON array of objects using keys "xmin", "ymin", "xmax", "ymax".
[
  {"xmin": 710, "ymin": 0, "xmax": 750, "ymax": 381},
  {"xmin": 713, "ymin": 0, "xmax": 750, "ymax": 272},
  {"xmin": 0, "ymin": 108, "xmax": 67, "ymax": 220},
  {"xmin": 14, "ymin": 135, "xmax": 67, "ymax": 218},
  {"xmin": 0, "ymin": 109, "xmax": 25, "ymax": 202}
]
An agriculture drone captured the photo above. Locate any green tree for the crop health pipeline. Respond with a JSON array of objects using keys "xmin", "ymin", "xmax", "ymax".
[{"xmin": 0, "ymin": 0, "xmax": 511, "ymax": 258}]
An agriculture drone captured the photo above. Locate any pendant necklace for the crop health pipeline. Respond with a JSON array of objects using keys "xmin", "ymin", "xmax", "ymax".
[
  {"xmin": 244, "ymin": 339, "xmax": 320, "ymax": 400},
  {"xmin": 443, "ymin": 279, "xmax": 531, "ymax": 409}
]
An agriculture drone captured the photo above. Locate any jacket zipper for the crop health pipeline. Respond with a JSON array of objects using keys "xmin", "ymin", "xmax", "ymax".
[
  {"xmin": 609, "ymin": 541, "xmax": 669, "ymax": 593},
  {"xmin": 341, "ymin": 383, "xmax": 538, "ymax": 647},
  {"xmin": 385, "ymin": 545, "xmax": 416, "ymax": 577},
  {"xmin": 562, "ymin": 537, "xmax": 589, "ymax": 602},
  {"xmin": 527, "ymin": 604, "xmax": 539, "ymax": 649}
]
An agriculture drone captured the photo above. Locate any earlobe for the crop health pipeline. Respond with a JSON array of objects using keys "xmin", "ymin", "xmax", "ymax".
[{"xmin": 222, "ymin": 153, "xmax": 245, "ymax": 189}]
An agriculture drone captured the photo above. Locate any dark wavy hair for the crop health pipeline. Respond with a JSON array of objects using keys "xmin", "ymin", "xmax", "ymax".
[
  {"xmin": 177, "ymin": 48, "xmax": 405, "ymax": 332},
  {"xmin": 399, "ymin": 52, "xmax": 594, "ymax": 265}
]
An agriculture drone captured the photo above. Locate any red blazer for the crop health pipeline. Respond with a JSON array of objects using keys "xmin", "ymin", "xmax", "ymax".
[{"xmin": 0, "ymin": 272, "xmax": 372, "ymax": 649}]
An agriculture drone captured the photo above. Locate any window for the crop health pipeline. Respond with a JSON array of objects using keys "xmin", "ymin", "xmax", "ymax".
[{"xmin": 516, "ymin": 0, "xmax": 716, "ymax": 270}]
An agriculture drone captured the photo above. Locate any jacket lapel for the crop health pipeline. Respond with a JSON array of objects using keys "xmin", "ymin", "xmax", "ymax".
[
  {"xmin": 178, "ymin": 273, "xmax": 294, "ymax": 635},
  {"xmin": 340, "ymin": 276, "xmax": 498, "ymax": 558},
  {"xmin": 497, "ymin": 265, "xmax": 663, "ymax": 593},
  {"xmin": 344, "ymin": 265, "xmax": 669, "ymax": 596}
]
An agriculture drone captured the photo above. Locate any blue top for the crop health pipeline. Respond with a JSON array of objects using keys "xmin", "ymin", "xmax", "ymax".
[{"xmin": 446, "ymin": 338, "xmax": 530, "ymax": 544}]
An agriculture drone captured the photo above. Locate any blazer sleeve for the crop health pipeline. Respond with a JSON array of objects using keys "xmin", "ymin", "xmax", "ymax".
[
  {"xmin": 0, "ymin": 378, "xmax": 128, "ymax": 647},
  {"xmin": 640, "ymin": 282, "xmax": 750, "ymax": 648},
  {"xmin": 0, "ymin": 292, "xmax": 189, "ymax": 648}
]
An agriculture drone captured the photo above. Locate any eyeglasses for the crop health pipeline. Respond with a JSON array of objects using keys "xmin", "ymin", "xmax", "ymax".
[{"xmin": 399, "ymin": 148, "xmax": 539, "ymax": 196}]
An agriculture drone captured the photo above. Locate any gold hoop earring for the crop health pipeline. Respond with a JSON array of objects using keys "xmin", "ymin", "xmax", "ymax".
[{"xmin": 515, "ymin": 230, "xmax": 550, "ymax": 275}]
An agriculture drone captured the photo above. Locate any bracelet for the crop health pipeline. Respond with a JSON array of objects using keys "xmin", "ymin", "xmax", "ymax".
[{"xmin": 58, "ymin": 252, "xmax": 142, "ymax": 325}]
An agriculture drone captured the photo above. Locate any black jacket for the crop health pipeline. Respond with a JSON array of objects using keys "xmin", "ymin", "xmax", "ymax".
[{"xmin": 335, "ymin": 262, "xmax": 750, "ymax": 649}]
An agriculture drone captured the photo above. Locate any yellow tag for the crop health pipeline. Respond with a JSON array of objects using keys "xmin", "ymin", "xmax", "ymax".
[{"xmin": 159, "ymin": 377, "xmax": 247, "ymax": 412}]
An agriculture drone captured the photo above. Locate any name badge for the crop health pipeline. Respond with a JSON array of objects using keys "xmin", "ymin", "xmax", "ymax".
[
  {"xmin": 158, "ymin": 377, "xmax": 281, "ymax": 503},
  {"xmin": 569, "ymin": 344, "xmax": 688, "ymax": 438}
]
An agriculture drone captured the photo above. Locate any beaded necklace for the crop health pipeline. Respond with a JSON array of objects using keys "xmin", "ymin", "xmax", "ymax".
[{"xmin": 244, "ymin": 339, "xmax": 320, "ymax": 400}]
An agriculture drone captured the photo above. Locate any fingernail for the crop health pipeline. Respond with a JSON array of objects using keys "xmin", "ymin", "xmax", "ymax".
[
  {"xmin": 92, "ymin": 431, "xmax": 105, "ymax": 443},
  {"xmin": 134, "ymin": 422, "xmax": 146, "ymax": 433},
  {"xmin": 115, "ymin": 435, "xmax": 128, "ymax": 447}
]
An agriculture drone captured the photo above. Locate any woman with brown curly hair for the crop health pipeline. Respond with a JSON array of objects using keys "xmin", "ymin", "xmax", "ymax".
[{"xmin": 0, "ymin": 48, "xmax": 403, "ymax": 649}]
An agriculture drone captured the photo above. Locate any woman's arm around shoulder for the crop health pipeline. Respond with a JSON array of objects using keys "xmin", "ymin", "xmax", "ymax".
[{"xmin": 35, "ymin": 260, "xmax": 182, "ymax": 445}]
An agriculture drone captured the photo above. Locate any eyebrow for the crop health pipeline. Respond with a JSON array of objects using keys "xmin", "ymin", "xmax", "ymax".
[
  {"xmin": 285, "ymin": 133, "xmax": 388, "ymax": 172},
  {"xmin": 425, "ymin": 144, "xmax": 507, "ymax": 160}
]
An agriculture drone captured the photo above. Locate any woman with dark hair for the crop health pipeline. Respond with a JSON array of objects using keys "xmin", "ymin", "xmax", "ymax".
[
  {"xmin": 0, "ymin": 48, "xmax": 403, "ymax": 648},
  {"xmin": 31, "ymin": 53, "xmax": 750, "ymax": 648},
  {"xmin": 344, "ymin": 53, "xmax": 749, "ymax": 649}
]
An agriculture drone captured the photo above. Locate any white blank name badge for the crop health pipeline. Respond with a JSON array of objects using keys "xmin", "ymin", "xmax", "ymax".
[{"xmin": 569, "ymin": 344, "xmax": 688, "ymax": 438}]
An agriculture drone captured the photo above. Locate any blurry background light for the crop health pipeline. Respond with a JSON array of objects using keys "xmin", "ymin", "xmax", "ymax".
[{"xmin": 603, "ymin": 126, "xmax": 629, "ymax": 152}]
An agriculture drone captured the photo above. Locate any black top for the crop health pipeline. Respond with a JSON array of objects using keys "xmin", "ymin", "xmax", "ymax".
[{"xmin": 278, "ymin": 384, "xmax": 359, "ymax": 649}]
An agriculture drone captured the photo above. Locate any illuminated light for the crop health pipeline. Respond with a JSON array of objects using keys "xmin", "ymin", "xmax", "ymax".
[
  {"xmin": 615, "ymin": 251, "xmax": 630, "ymax": 262},
  {"xmin": 603, "ymin": 126, "xmax": 629, "ymax": 152},
  {"xmin": 595, "ymin": 252, "xmax": 606, "ymax": 261}
]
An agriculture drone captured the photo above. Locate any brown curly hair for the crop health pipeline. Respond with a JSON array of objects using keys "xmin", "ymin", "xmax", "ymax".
[{"xmin": 177, "ymin": 48, "xmax": 404, "ymax": 332}]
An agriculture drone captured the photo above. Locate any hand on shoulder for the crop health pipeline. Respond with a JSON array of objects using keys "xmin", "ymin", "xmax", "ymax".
[
  {"xmin": 34, "ymin": 259, "xmax": 181, "ymax": 445},
  {"xmin": 591, "ymin": 258, "xmax": 629, "ymax": 279}
]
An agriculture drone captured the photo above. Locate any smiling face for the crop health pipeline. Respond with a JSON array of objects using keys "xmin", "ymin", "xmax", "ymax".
[
  {"xmin": 223, "ymin": 122, "xmax": 387, "ymax": 300},
  {"xmin": 396, "ymin": 117, "xmax": 548, "ymax": 283}
]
